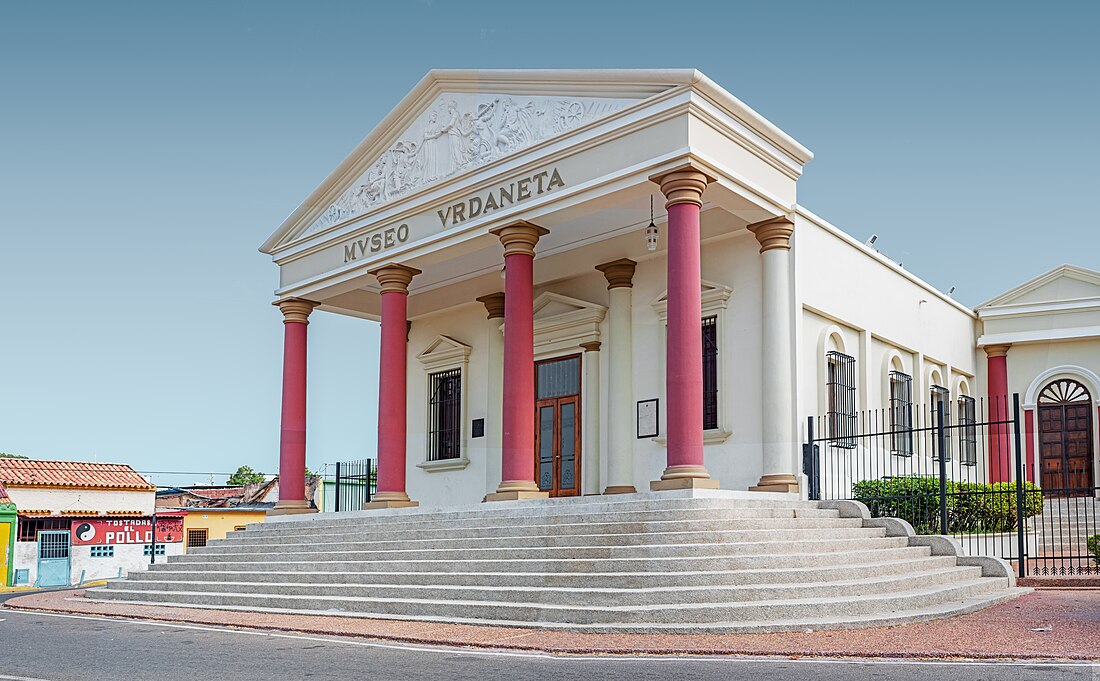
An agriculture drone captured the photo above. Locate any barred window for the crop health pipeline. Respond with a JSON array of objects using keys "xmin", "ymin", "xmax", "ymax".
[
  {"xmin": 930, "ymin": 385, "xmax": 952, "ymax": 461},
  {"xmin": 889, "ymin": 371, "xmax": 914, "ymax": 457},
  {"xmin": 186, "ymin": 529, "xmax": 207, "ymax": 548},
  {"xmin": 428, "ymin": 368, "xmax": 462, "ymax": 461},
  {"xmin": 17, "ymin": 517, "xmax": 68, "ymax": 542},
  {"xmin": 143, "ymin": 544, "xmax": 166, "ymax": 556},
  {"xmin": 826, "ymin": 351, "xmax": 857, "ymax": 448},
  {"xmin": 958, "ymin": 395, "xmax": 977, "ymax": 465},
  {"xmin": 90, "ymin": 545, "xmax": 114, "ymax": 558},
  {"xmin": 702, "ymin": 316, "xmax": 719, "ymax": 430}
]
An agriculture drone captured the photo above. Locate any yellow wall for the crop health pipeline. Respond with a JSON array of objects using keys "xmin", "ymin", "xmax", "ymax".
[
  {"xmin": 0, "ymin": 522, "xmax": 10, "ymax": 586},
  {"xmin": 182, "ymin": 511, "xmax": 267, "ymax": 553}
]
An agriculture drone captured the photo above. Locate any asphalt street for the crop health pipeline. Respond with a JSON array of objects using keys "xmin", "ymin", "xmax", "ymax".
[{"xmin": 0, "ymin": 604, "xmax": 1097, "ymax": 681}]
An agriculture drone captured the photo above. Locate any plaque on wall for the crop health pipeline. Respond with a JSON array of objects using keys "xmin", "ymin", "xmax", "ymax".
[
  {"xmin": 637, "ymin": 399, "xmax": 659, "ymax": 439},
  {"xmin": 471, "ymin": 418, "xmax": 485, "ymax": 438}
]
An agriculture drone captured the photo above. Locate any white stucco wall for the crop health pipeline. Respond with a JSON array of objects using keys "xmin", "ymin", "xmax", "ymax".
[
  {"xmin": 5, "ymin": 488, "xmax": 155, "ymax": 515},
  {"xmin": 13, "ymin": 539, "xmax": 183, "ymax": 586}
]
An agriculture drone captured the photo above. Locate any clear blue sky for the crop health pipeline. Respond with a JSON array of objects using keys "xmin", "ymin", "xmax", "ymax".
[{"xmin": 1, "ymin": 1, "xmax": 1096, "ymax": 484}]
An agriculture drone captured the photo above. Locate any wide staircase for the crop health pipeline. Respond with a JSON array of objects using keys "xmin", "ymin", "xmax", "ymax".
[{"xmin": 95, "ymin": 492, "xmax": 1025, "ymax": 633}]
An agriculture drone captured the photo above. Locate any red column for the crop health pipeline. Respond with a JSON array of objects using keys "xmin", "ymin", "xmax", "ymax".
[
  {"xmin": 364, "ymin": 264, "xmax": 421, "ymax": 509},
  {"xmin": 986, "ymin": 344, "xmax": 1011, "ymax": 483},
  {"xmin": 485, "ymin": 221, "xmax": 549, "ymax": 502},
  {"xmin": 272, "ymin": 298, "xmax": 317, "ymax": 515},
  {"xmin": 1024, "ymin": 408, "xmax": 1035, "ymax": 484},
  {"xmin": 650, "ymin": 166, "xmax": 719, "ymax": 491}
]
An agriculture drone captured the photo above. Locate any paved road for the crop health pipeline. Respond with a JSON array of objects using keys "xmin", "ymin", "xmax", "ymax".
[{"xmin": 0, "ymin": 605, "xmax": 1096, "ymax": 681}]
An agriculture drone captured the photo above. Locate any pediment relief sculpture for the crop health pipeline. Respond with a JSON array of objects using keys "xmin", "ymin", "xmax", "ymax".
[{"xmin": 303, "ymin": 94, "xmax": 632, "ymax": 237}]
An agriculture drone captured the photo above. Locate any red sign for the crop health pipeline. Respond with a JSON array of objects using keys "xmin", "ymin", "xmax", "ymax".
[{"xmin": 71, "ymin": 517, "xmax": 184, "ymax": 546}]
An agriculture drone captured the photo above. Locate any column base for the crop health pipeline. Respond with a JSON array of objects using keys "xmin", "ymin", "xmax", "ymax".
[
  {"xmin": 749, "ymin": 474, "xmax": 801, "ymax": 494},
  {"xmin": 267, "ymin": 500, "xmax": 318, "ymax": 516},
  {"xmin": 483, "ymin": 490, "xmax": 551, "ymax": 502},
  {"xmin": 603, "ymin": 485, "xmax": 637, "ymax": 495},
  {"xmin": 650, "ymin": 464, "xmax": 719, "ymax": 491},
  {"xmin": 363, "ymin": 491, "xmax": 419, "ymax": 509}
]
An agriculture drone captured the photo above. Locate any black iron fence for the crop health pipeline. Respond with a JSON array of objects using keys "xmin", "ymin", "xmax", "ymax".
[
  {"xmin": 333, "ymin": 459, "xmax": 376, "ymax": 512},
  {"xmin": 805, "ymin": 394, "xmax": 1099, "ymax": 578}
]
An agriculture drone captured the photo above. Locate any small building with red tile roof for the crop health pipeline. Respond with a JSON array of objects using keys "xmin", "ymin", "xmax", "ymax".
[{"xmin": 0, "ymin": 458, "xmax": 183, "ymax": 588}]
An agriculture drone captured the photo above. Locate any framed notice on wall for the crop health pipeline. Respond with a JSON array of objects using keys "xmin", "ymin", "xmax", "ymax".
[{"xmin": 637, "ymin": 399, "xmax": 659, "ymax": 439}]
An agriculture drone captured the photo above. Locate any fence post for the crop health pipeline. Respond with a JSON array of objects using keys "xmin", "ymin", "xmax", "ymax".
[
  {"xmin": 334, "ymin": 461, "xmax": 342, "ymax": 513},
  {"xmin": 936, "ymin": 401, "xmax": 949, "ymax": 534},
  {"xmin": 1012, "ymin": 393, "xmax": 1027, "ymax": 579}
]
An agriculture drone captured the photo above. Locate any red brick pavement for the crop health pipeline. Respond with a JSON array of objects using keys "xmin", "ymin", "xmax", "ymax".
[{"xmin": 5, "ymin": 589, "xmax": 1099, "ymax": 660}]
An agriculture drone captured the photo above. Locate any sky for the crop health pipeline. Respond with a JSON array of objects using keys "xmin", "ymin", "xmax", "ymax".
[{"xmin": 0, "ymin": 1, "xmax": 1096, "ymax": 485}]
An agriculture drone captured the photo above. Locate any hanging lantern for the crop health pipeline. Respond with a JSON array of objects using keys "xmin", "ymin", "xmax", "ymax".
[{"xmin": 645, "ymin": 195, "xmax": 658, "ymax": 251}]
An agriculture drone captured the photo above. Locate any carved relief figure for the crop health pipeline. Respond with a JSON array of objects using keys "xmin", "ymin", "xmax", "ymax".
[{"xmin": 302, "ymin": 93, "xmax": 629, "ymax": 235}]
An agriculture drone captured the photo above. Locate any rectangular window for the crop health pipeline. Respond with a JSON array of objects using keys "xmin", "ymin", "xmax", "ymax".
[
  {"xmin": 702, "ymin": 316, "xmax": 718, "ymax": 430},
  {"xmin": 930, "ymin": 385, "xmax": 952, "ymax": 461},
  {"xmin": 427, "ymin": 368, "xmax": 462, "ymax": 461},
  {"xmin": 826, "ymin": 351, "xmax": 857, "ymax": 448},
  {"xmin": 143, "ymin": 544, "xmax": 166, "ymax": 556},
  {"xmin": 889, "ymin": 371, "xmax": 914, "ymax": 457},
  {"xmin": 186, "ymin": 529, "xmax": 208, "ymax": 548},
  {"xmin": 90, "ymin": 545, "xmax": 114, "ymax": 558},
  {"xmin": 958, "ymin": 395, "xmax": 977, "ymax": 466}
]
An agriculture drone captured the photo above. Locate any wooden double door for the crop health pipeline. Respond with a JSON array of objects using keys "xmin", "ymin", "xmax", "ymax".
[
  {"xmin": 535, "ymin": 355, "xmax": 581, "ymax": 497},
  {"xmin": 1038, "ymin": 379, "xmax": 1095, "ymax": 495}
]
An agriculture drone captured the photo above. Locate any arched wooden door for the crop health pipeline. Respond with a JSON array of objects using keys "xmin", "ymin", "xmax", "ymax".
[{"xmin": 1037, "ymin": 379, "xmax": 1095, "ymax": 495}]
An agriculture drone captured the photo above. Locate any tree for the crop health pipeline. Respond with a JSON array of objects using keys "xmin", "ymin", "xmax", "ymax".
[
  {"xmin": 226, "ymin": 465, "xmax": 265, "ymax": 485},
  {"xmin": 0, "ymin": 453, "xmax": 28, "ymax": 459}
]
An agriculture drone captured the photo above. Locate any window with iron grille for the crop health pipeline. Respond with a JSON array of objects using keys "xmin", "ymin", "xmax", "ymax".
[
  {"xmin": 17, "ymin": 517, "xmax": 69, "ymax": 542},
  {"xmin": 826, "ymin": 351, "xmax": 857, "ymax": 448},
  {"xmin": 702, "ymin": 316, "xmax": 719, "ymax": 430},
  {"xmin": 186, "ymin": 528, "xmax": 208, "ymax": 548},
  {"xmin": 90, "ymin": 545, "xmax": 114, "ymax": 558},
  {"xmin": 143, "ymin": 544, "xmax": 166, "ymax": 556},
  {"xmin": 958, "ymin": 395, "xmax": 977, "ymax": 465},
  {"xmin": 428, "ymin": 368, "xmax": 462, "ymax": 461},
  {"xmin": 888, "ymin": 371, "xmax": 914, "ymax": 456},
  {"xmin": 930, "ymin": 385, "xmax": 952, "ymax": 461}
]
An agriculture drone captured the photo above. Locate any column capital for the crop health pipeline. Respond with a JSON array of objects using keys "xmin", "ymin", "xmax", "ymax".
[
  {"xmin": 476, "ymin": 292, "xmax": 506, "ymax": 319},
  {"xmin": 649, "ymin": 164, "xmax": 716, "ymax": 208},
  {"xmin": 580, "ymin": 341, "xmax": 602, "ymax": 353},
  {"xmin": 595, "ymin": 258, "xmax": 637, "ymax": 290},
  {"xmin": 274, "ymin": 298, "xmax": 319, "ymax": 324},
  {"xmin": 746, "ymin": 215, "xmax": 795, "ymax": 253},
  {"xmin": 368, "ymin": 263, "xmax": 421, "ymax": 294},
  {"xmin": 489, "ymin": 221, "xmax": 548, "ymax": 258},
  {"xmin": 984, "ymin": 344, "xmax": 1011, "ymax": 358}
]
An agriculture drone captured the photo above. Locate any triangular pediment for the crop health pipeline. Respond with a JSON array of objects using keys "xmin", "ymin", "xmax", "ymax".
[
  {"xmin": 532, "ymin": 292, "xmax": 606, "ymax": 320},
  {"xmin": 650, "ymin": 280, "xmax": 733, "ymax": 316},
  {"xmin": 417, "ymin": 335, "xmax": 472, "ymax": 369},
  {"xmin": 263, "ymin": 70, "xmax": 692, "ymax": 251},
  {"xmin": 980, "ymin": 265, "xmax": 1100, "ymax": 309}
]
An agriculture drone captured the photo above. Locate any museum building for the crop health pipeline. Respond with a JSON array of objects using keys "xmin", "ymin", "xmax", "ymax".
[{"xmin": 259, "ymin": 69, "xmax": 1100, "ymax": 513}]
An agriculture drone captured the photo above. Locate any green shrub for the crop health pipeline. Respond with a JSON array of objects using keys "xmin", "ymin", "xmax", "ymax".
[
  {"xmin": 1088, "ymin": 534, "xmax": 1100, "ymax": 565},
  {"xmin": 852, "ymin": 477, "xmax": 1043, "ymax": 535}
]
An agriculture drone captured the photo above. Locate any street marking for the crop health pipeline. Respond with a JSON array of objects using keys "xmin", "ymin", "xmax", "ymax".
[
  {"xmin": 0, "ymin": 674, "xmax": 55, "ymax": 681},
  {"xmin": 3, "ymin": 608, "xmax": 1100, "ymax": 667}
]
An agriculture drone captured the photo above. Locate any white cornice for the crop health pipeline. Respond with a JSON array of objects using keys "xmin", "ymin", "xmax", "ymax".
[
  {"xmin": 976, "ymin": 325, "xmax": 1100, "ymax": 347},
  {"xmin": 977, "ymin": 296, "xmax": 1100, "ymax": 320}
]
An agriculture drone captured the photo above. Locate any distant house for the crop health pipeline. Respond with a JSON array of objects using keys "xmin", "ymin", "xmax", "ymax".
[
  {"xmin": 0, "ymin": 458, "xmax": 184, "ymax": 587},
  {"xmin": 155, "ymin": 476, "xmax": 320, "ymax": 552}
]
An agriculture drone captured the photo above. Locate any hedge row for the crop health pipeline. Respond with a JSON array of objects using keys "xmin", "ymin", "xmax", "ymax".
[{"xmin": 851, "ymin": 477, "xmax": 1043, "ymax": 535}]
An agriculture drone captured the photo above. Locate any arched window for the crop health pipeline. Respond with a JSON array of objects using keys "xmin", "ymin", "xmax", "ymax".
[{"xmin": 957, "ymin": 378, "xmax": 977, "ymax": 466}]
